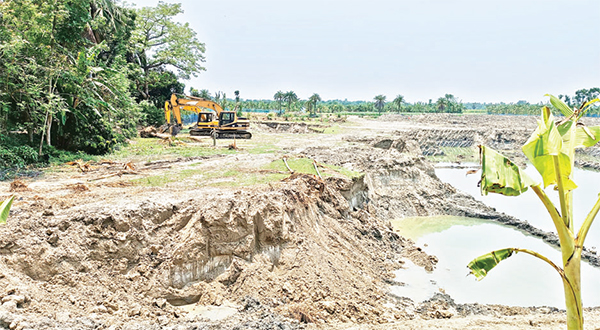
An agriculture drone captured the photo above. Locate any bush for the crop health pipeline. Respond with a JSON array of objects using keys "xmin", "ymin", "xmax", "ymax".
[
  {"xmin": 140, "ymin": 100, "xmax": 164, "ymax": 127},
  {"xmin": 0, "ymin": 137, "xmax": 38, "ymax": 168}
]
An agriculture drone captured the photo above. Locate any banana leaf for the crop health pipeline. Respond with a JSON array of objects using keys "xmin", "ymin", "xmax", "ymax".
[
  {"xmin": 522, "ymin": 106, "xmax": 577, "ymax": 191},
  {"xmin": 468, "ymin": 248, "xmax": 516, "ymax": 280},
  {"xmin": 546, "ymin": 94, "xmax": 573, "ymax": 117},
  {"xmin": 480, "ymin": 146, "xmax": 536, "ymax": 196},
  {"xmin": 0, "ymin": 195, "xmax": 14, "ymax": 224}
]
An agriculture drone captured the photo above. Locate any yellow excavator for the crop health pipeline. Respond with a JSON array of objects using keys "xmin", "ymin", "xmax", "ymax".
[{"xmin": 164, "ymin": 94, "xmax": 252, "ymax": 139}]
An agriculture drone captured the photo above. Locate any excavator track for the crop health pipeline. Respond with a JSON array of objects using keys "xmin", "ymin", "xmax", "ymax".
[
  {"xmin": 216, "ymin": 131, "xmax": 252, "ymax": 139},
  {"xmin": 189, "ymin": 129, "xmax": 213, "ymax": 136}
]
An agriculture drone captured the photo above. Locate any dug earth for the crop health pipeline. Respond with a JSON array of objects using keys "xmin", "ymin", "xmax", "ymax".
[{"xmin": 1, "ymin": 114, "xmax": 600, "ymax": 330}]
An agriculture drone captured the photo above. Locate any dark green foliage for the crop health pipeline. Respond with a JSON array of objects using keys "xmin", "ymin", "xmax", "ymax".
[
  {"xmin": 139, "ymin": 101, "xmax": 164, "ymax": 127},
  {"xmin": 0, "ymin": 135, "xmax": 38, "ymax": 168},
  {"xmin": 0, "ymin": 0, "xmax": 198, "ymax": 160}
]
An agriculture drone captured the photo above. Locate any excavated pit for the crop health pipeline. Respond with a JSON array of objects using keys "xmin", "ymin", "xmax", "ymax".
[{"xmin": 2, "ymin": 114, "xmax": 600, "ymax": 329}]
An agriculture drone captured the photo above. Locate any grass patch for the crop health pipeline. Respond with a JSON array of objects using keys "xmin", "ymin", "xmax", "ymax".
[
  {"xmin": 264, "ymin": 157, "xmax": 319, "ymax": 175},
  {"xmin": 133, "ymin": 157, "xmax": 362, "ymax": 188},
  {"xmin": 110, "ymin": 137, "xmax": 238, "ymax": 162},
  {"xmin": 131, "ymin": 167, "xmax": 204, "ymax": 187},
  {"xmin": 323, "ymin": 164, "xmax": 362, "ymax": 179},
  {"xmin": 426, "ymin": 146, "xmax": 478, "ymax": 163},
  {"xmin": 322, "ymin": 124, "xmax": 343, "ymax": 134},
  {"xmin": 245, "ymin": 143, "xmax": 280, "ymax": 155}
]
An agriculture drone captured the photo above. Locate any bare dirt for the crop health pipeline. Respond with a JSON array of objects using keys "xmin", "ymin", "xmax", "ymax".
[{"xmin": 1, "ymin": 114, "xmax": 600, "ymax": 329}]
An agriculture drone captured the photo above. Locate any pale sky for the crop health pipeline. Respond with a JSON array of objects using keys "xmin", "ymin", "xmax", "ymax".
[{"xmin": 129, "ymin": 0, "xmax": 600, "ymax": 103}]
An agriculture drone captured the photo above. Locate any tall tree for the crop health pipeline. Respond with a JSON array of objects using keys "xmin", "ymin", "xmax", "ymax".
[
  {"xmin": 307, "ymin": 93, "xmax": 321, "ymax": 117},
  {"xmin": 283, "ymin": 91, "xmax": 298, "ymax": 114},
  {"xmin": 393, "ymin": 94, "xmax": 405, "ymax": 113},
  {"xmin": 436, "ymin": 97, "xmax": 449, "ymax": 112},
  {"xmin": 373, "ymin": 95, "xmax": 386, "ymax": 113},
  {"xmin": 234, "ymin": 90, "xmax": 240, "ymax": 111},
  {"xmin": 132, "ymin": 2, "xmax": 206, "ymax": 100},
  {"xmin": 199, "ymin": 89, "xmax": 211, "ymax": 100},
  {"xmin": 274, "ymin": 90, "xmax": 284, "ymax": 115}
]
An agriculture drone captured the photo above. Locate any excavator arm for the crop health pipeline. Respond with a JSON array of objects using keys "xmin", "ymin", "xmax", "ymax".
[{"xmin": 164, "ymin": 100, "xmax": 182, "ymax": 125}]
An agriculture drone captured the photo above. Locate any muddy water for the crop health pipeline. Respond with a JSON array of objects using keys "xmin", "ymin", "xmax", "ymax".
[
  {"xmin": 435, "ymin": 164, "xmax": 600, "ymax": 250},
  {"xmin": 391, "ymin": 216, "xmax": 600, "ymax": 307},
  {"xmin": 390, "ymin": 165, "xmax": 600, "ymax": 307}
]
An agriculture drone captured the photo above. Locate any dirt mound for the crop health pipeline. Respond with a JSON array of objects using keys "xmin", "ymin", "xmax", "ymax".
[
  {"xmin": 0, "ymin": 171, "xmax": 425, "ymax": 327},
  {"xmin": 9, "ymin": 180, "xmax": 29, "ymax": 192}
]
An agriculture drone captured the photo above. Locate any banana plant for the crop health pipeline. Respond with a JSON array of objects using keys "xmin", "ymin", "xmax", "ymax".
[
  {"xmin": 0, "ymin": 195, "xmax": 15, "ymax": 224},
  {"xmin": 467, "ymin": 95, "xmax": 600, "ymax": 330}
]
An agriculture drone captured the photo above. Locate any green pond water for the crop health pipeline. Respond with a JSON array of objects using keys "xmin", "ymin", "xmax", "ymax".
[{"xmin": 390, "ymin": 214, "xmax": 600, "ymax": 307}]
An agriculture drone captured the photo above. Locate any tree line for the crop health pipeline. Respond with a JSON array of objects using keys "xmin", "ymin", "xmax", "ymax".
[{"xmin": 199, "ymin": 88, "xmax": 598, "ymax": 117}]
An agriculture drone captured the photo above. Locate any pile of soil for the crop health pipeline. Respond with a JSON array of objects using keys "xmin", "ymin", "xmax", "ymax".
[{"xmin": 0, "ymin": 164, "xmax": 434, "ymax": 328}]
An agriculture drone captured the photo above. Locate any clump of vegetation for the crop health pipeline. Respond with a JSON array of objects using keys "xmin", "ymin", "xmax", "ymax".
[{"xmin": 467, "ymin": 95, "xmax": 600, "ymax": 330}]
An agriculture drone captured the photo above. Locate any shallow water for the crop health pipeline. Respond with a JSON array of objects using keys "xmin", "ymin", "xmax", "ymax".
[
  {"xmin": 391, "ymin": 215, "xmax": 600, "ymax": 307},
  {"xmin": 435, "ymin": 164, "xmax": 600, "ymax": 249}
]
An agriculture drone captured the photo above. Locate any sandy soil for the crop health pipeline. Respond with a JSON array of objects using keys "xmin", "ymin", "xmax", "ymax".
[{"xmin": 1, "ymin": 114, "xmax": 600, "ymax": 329}]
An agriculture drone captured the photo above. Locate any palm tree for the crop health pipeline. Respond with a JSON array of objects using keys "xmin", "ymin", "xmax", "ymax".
[
  {"xmin": 393, "ymin": 94, "xmax": 405, "ymax": 113},
  {"xmin": 436, "ymin": 97, "xmax": 449, "ymax": 113},
  {"xmin": 84, "ymin": 0, "xmax": 126, "ymax": 44},
  {"xmin": 199, "ymin": 89, "xmax": 211, "ymax": 100},
  {"xmin": 274, "ymin": 90, "xmax": 284, "ymax": 115},
  {"xmin": 234, "ymin": 90, "xmax": 240, "ymax": 111},
  {"xmin": 307, "ymin": 93, "xmax": 321, "ymax": 117},
  {"xmin": 283, "ymin": 91, "xmax": 298, "ymax": 114},
  {"xmin": 373, "ymin": 95, "xmax": 386, "ymax": 113}
]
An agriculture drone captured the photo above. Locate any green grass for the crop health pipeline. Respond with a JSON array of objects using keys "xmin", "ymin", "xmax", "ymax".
[
  {"xmin": 109, "ymin": 137, "xmax": 238, "ymax": 161},
  {"xmin": 131, "ymin": 168, "xmax": 203, "ymax": 187},
  {"xmin": 426, "ymin": 146, "xmax": 478, "ymax": 163},
  {"xmin": 132, "ymin": 156, "xmax": 362, "ymax": 188},
  {"xmin": 322, "ymin": 124, "xmax": 344, "ymax": 134},
  {"xmin": 263, "ymin": 157, "xmax": 319, "ymax": 175},
  {"xmin": 324, "ymin": 164, "xmax": 362, "ymax": 179},
  {"xmin": 245, "ymin": 143, "xmax": 280, "ymax": 155}
]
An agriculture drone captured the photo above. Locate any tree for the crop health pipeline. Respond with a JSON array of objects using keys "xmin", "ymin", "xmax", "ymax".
[
  {"xmin": 468, "ymin": 95, "xmax": 600, "ymax": 330},
  {"xmin": 132, "ymin": 2, "xmax": 206, "ymax": 100},
  {"xmin": 393, "ymin": 95, "xmax": 405, "ymax": 113},
  {"xmin": 307, "ymin": 93, "xmax": 321, "ymax": 117},
  {"xmin": 435, "ymin": 97, "xmax": 449, "ymax": 112},
  {"xmin": 234, "ymin": 90, "xmax": 241, "ymax": 111},
  {"xmin": 214, "ymin": 91, "xmax": 227, "ymax": 109},
  {"xmin": 274, "ymin": 90, "xmax": 284, "ymax": 115},
  {"xmin": 373, "ymin": 95, "xmax": 386, "ymax": 113},
  {"xmin": 283, "ymin": 91, "xmax": 298, "ymax": 114}
]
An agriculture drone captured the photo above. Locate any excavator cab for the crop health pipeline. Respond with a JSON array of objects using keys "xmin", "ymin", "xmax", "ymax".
[
  {"xmin": 197, "ymin": 112, "xmax": 214, "ymax": 124},
  {"xmin": 219, "ymin": 112, "xmax": 235, "ymax": 126}
]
